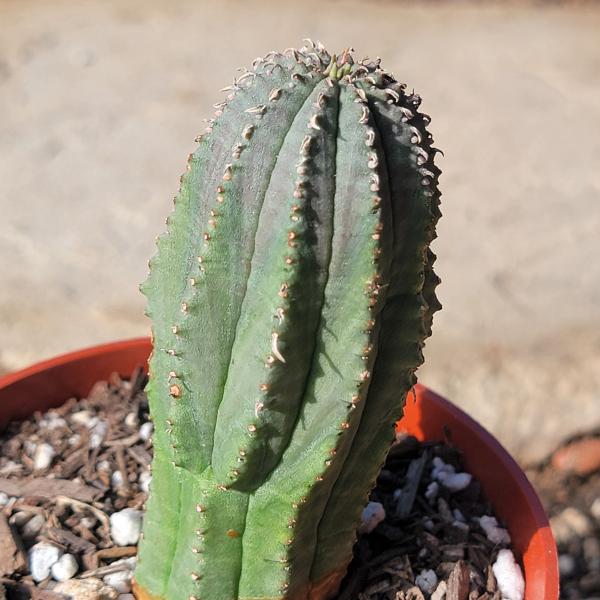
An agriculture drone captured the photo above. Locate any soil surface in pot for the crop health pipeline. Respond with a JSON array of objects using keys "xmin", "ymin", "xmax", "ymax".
[{"xmin": 0, "ymin": 370, "xmax": 522, "ymax": 600}]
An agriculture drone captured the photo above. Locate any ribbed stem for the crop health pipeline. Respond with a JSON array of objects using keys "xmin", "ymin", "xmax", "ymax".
[{"xmin": 137, "ymin": 42, "xmax": 441, "ymax": 600}]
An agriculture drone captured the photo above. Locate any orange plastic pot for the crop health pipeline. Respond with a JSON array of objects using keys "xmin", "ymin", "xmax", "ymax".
[{"xmin": 0, "ymin": 338, "xmax": 558, "ymax": 599}]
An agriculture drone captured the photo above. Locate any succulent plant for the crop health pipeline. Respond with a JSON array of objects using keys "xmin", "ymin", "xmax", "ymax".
[{"xmin": 136, "ymin": 41, "xmax": 441, "ymax": 600}]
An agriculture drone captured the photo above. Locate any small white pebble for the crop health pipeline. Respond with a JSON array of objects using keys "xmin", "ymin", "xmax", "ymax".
[
  {"xmin": 139, "ymin": 471, "xmax": 152, "ymax": 493},
  {"xmin": 71, "ymin": 410, "xmax": 98, "ymax": 428},
  {"xmin": 0, "ymin": 492, "xmax": 10, "ymax": 506},
  {"xmin": 90, "ymin": 421, "xmax": 109, "ymax": 449},
  {"xmin": 431, "ymin": 456, "xmax": 453, "ymax": 480},
  {"xmin": 28, "ymin": 542, "xmax": 63, "ymax": 582},
  {"xmin": 558, "ymin": 553, "xmax": 576, "ymax": 578},
  {"xmin": 431, "ymin": 579, "xmax": 447, "ymax": 600},
  {"xmin": 480, "ymin": 515, "xmax": 511, "ymax": 545},
  {"xmin": 432, "ymin": 456, "xmax": 447, "ymax": 470},
  {"xmin": 453, "ymin": 508, "xmax": 466, "ymax": 523},
  {"xmin": 33, "ymin": 443, "xmax": 56, "ymax": 471},
  {"xmin": 358, "ymin": 501, "xmax": 385, "ymax": 534},
  {"xmin": 425, "ymin": 481, "xmax": 439, "ymax": 500},
  {"xmin": 492, "ymin": 549, "xmax": 524, "ymax": 600},
  {"xmin": 431, "ymin": 458, "xmax": 472, "ymax": 492},
  {"xmin": 125, "ymin": 412, "xmax": 138, "ymax": 428},
  {"xmin": 98, "ymin": 460, "xmax": 111, "ymax": 471},
  {"xmin": 42, "ymin": 415, "xmax": 67, "ymax": 430},
  {"xmin": 139, "ymin": 422, "xmax": 153, "ymax": 441},
  {"xmin": 110, "ymin": 509, "xmax": 143, "ymax": 546},
  {"xmin": 423, "ymin": 518, "xmax": 435, "ymax": 531},
  {"xmin": 415, "ymin": 568, "xmax": 438, "ymax": 595},
  {"xmin": 111, "ymin": 470, "xmax": 125, "ymax": 489},
  {"xmin": 68, "ymin": 434, "xmax": 81, "ymax": 447},
  {"xmin": 51, "ymin": 553, "xmax": 78, "ymax": 581},
  {"xmin": 437, "ymin": 471, "xmax": 472, "ymax": 492},
  {"xmin": 103, "ymin": 569, "xmax": 132, "ymax": 593}
]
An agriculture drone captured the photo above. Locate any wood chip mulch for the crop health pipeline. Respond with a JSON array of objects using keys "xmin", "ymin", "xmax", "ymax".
[
  {"xmin": 338, "ymin": 435, "xmax": 509, "ymax": 600},
  {"xmin": 0, "ymin": 371, "xmax": 517, "ymax": 599},
  {"xmin": 0, "ymin": 369, "xmax": 150, "ymax": 598}
]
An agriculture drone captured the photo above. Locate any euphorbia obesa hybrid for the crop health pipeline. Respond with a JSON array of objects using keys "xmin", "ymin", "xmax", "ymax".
[{"xmin": 136, "ymin": 42, "xmax": 442, "ymax": 600}]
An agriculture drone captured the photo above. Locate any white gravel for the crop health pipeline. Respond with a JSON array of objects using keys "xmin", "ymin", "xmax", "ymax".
[
  {"xmin": 51, "ymin": 553, "xmax": 79, "ymax": 581},
  {"xmin": 125, "ymin": 412, "xmax": 138, "ymax": 428},
  {"xmin": 90, "ymin": 420, "xmax": 109, "ymax": 449},
  {"xmin": 110, "ymin": 508, "xmax": 143, "ymax": 546},
  {"xmin": 492, "ymin": 549, "xmax": 525, "ymax": 600},
  {"xmin": 453, "ymin": 508, "xmax": 466, "ymax": 523},
  {"xmin": 479, "ymin": 515, "xmax": 511, "ymax": 545},
  {"xmin": 103, "ymin": 569, "xmax": 132, "ymax": 593},
  {"xmin": 358, "ymin": 501, "xmax": 386, "ymax": 534},
  {"xmin": 425, "ymin": 481, "xmax": 439, "ymax": 500},
  {"xmin": 415, "ymin": 568, "xmax": 438, "ymax": 595},
  {"xmin": 28, "ymin": 542, "xmax": 62, "ymax": 582},
  {"xmin": 71, "ymin": 411, "xmax": 98, "ymax": 428},
  {"xmin": 139, "ymin": 470, "xmax": 152, "ymax": 493},
  {"xmin": 431, "ymin": 457, "xmax": 472, "ymax": 492},
  {"xmin": 139, "ymin": 421, "xmax": 153, "ymax": 441},
  {"xmin": 68, "ymin": 433, "xmax": 81, "ymax": 446},
  {"xmin": 41, "ymin": 414, "xmax": 67, "ymax": 430},
  {"xmin": 32, "ymin": 443, "xmax": 56, "ymax": 471},
  {"xmin": 111, "ymin": 470, "xmax": 125, "ymax": 490}
]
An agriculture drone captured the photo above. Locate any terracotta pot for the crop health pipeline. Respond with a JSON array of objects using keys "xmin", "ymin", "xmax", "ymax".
[{"xmin": 0, "ymin": 338, "xmax": 558, "ymax": 599}]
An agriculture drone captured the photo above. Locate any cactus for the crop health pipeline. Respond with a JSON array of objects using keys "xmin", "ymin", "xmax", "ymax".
[{"xmin": 135, "ymin": 42, "xmax": 441, "ymax": 600}]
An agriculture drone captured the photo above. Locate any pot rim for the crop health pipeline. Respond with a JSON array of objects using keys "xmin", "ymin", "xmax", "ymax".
[{"xmin": 0, "ymin": 337, "xmax": 559, "ymax": 599}]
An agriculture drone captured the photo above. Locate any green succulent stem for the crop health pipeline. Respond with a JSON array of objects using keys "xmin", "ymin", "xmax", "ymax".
[{"xmin": 136, "ymin": 41, "xmax": 441, "ymax": 600}]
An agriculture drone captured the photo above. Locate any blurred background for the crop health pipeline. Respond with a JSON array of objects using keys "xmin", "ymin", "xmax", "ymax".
[{"xmin": 1, "ymin": 0, "xmax": 599, "ymax": 468}]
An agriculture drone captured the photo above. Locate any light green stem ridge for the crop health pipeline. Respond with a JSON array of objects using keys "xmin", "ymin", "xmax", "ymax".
[
  {"xmin": 164, "ymin": 468, "xmax": 249, "ymax": 600},
  {"xmin": 138, "ymin": 138, "xmax": 212, "ymax": 592},
  {"xmin": 138, "ymin": 54, "xmax": 321, "ymax": 597},
  {"xmin": 212, "ymin": 79, "xmax": 338, "ymax": 490},
  {"xmin": 297, "ymin": 85, "xmax": 396, "ymax": 591},
  {"xmin": 136, "ymin": 451, "xmax": 182, "ymax": 597},
  {"xmin": 310, "ymin": 87, "xmax": 441, "ymax": 582},
  {"xmin": 238, "ymin": 84, "xmax": 393, "ymax": 599},
  {"xmin": 160, "ymin": 59, "xmax": 319, "ymax": 473}
]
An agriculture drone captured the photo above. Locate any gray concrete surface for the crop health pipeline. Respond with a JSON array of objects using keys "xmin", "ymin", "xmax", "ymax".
[{"xmin": 1, "ymin": 0, "xmax": 599, "ymax": 464}]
